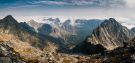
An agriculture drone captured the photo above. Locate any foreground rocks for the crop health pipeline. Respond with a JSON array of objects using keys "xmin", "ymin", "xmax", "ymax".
[
  {"xmin": 0, "ymin": 39, "xmax": 134, "ymax": 63},
  {"xmin": 0, "ymin": 42, "xmax": 24, "ymax": 63}
]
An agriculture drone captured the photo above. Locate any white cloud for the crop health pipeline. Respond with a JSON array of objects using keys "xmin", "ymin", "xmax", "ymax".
[
  {"xmin": 124, "ymin": 0, "xmax": 135, "ymax": 8},
  {"xmin": 32, "ymin": 1, "xmax": 69, "ymax": 5},
  {"xmin": 122, "ymin": 23, "xmax": 135, "ymax": 29},
  {"xmin": 29, "ymin": 0, "xmax": 125, "ymax": 8},
  {"xmin": 5, "ymin": 5, "xmax": 40, "ymax": 9},
  {"xmin": 115, "ymin": 17, "xmax": 135, "ymax": 29}
]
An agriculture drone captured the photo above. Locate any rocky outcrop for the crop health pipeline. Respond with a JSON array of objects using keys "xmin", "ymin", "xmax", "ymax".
[
  {"xmin": 73, "ymin": 39, "xmax": 106, "ymax": 54},
  {"xmin": 0, "ymin": 42, "xmax": 24, "ymax": 63}
]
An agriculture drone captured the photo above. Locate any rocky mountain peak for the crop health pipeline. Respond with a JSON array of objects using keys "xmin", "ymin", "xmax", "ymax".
[
  {"xmin": 0, "ymin": 15, "xmax": 21, "ymax": 32},
  {"xmin": 109, "ymin": 18, "xmax": 117, "ymax": 22},
  {"xmin": 27, "ymin": 20, "xmax": 43, "ymax": 31},
  {"xmin": 101, "ymin": 18, "xmax": 122, "ymax": 27},
  {"xmin": 4, "ymin": 15, "xmax": 14, "ymax": 20},
  {"xmin": 85, "ymin": 18, "xmax": 135, "ymax": 50},
  {"xmin": 1, "ymin": 15, "xmax": 18, "ymax": 26},
  {"xmin": 27, "ymin": 20, "xmax": 38, "ymax": 25}
]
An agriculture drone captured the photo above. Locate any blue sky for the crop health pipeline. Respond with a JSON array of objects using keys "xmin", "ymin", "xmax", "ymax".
[
  {"xmin": 0, "ymin": 0, "xmax": 127, "ymax": 16},
  {"xmin": 0, "ymin": 0, "xmax": 135, "ymax": 17},
  {"xmin": 0, "ymin": 0, "xmax": 135, "ymax": 28}
]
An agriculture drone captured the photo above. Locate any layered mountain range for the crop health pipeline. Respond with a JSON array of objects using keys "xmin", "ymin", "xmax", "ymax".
[
  {"xmin": 0, "ymin": 15, "xmax": 135, "ymax": 63},
  {"xmin": 25, "ymin": 16, "xmax": 135, "ymax": 51},
  {"xmin": 27, "ymin": 18, "xmax": 102, "ymax": 46}
]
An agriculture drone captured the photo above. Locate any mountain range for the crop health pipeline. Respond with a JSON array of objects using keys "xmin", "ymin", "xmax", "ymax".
[
  {"xmin": 0, "ymin": 15, "xmax": 135, "ymax": 63},
  {"xmin": 27, "ymin": 18, "xmax": 102, "ymax": 46}
]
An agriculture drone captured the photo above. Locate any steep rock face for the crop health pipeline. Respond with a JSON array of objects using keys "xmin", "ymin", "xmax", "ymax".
[
  {"xmin": 87, "ymin": 18, "xmax": 135, "ymax": 50},
  {"xmin": 73, "ymin": 19, "xmax": 102, "ymax": 44},
  {"xmin": 19, "ymin": 22, "xmax": 36, "ymax": 35},
  {"xmin": 131, "ymin": 27, "xmax": 135, "ymax": 33}
]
